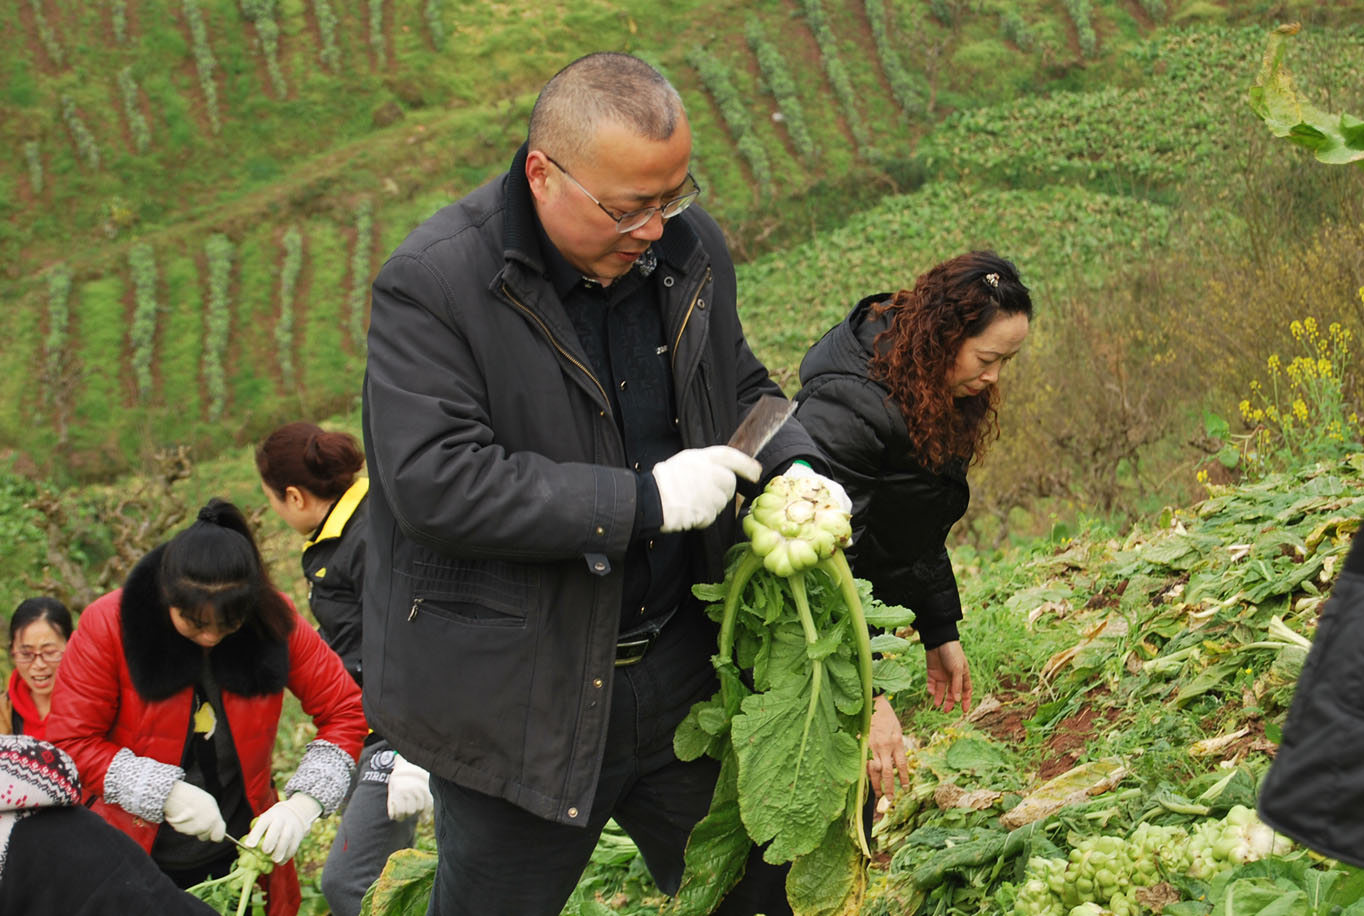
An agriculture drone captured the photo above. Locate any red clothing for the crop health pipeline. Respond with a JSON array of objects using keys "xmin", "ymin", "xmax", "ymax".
[
  {"xmin": 48, "ymin": 587, "xmax": 366, "ymax": 916},
  {"xmin": 4, "ymin": 671, "xmax": 46, "ymax": 741}
]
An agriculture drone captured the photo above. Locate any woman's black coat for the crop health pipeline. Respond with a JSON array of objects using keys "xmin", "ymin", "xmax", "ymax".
[{"xmin": 794, "ymin": 295, "xmax": 967, "ymax": 649}]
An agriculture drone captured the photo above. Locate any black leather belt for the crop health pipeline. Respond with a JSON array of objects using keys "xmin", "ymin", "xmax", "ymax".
[
  {"xmin": 614, "ymin": 604, "xmax": 680, "ymax": 667},
  {"xmin": 614, "ymin": 632, "xmax": 657, "ymax": 667}
]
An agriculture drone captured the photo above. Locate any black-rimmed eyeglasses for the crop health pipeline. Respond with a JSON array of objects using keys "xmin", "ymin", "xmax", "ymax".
[{"xmin": 545, "ymin": 155, "xmax": 701, "ymax": 234}]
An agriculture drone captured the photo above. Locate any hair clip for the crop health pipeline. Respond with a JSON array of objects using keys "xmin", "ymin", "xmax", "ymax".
[{"xmin": 984, "ymin": 273, "xmax": 1000, "ymax": 288}]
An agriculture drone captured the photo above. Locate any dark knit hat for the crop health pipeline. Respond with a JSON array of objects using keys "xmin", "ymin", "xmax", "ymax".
[{"xmin": 0, "ymin": 735, "xmax": 82, "ymax": 880}]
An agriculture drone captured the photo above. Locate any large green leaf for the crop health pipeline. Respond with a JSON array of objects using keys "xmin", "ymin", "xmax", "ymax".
[
  {"xmin": 786, "ymin": 818, "xmax": 863, "ymax": 916},
  {"xmin": 1248, "ymin": 25, "xmax": 1364, "ymax": 166},
  {"xmin": 358, "ymin": 849, "xmax": 438, "ymax": 916},
  {"xmin": 731, "ymin": 677, "xmax": 862, "ymax": 863},
  {"xmin": 665, "ymin": 756, "xmax": 752, "ymax": 916}
]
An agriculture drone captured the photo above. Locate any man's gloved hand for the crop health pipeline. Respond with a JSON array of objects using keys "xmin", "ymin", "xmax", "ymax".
[
  {"xmin": 163, "ymin": 780, "xmax": 227, "ymax": 842},
  {"xmin": 785, "ymin": 462, "xmax": 852, "ymax": 515},
  {"xmin": 653, "ymin": 446, "xmax": 762, "ymax": 533},
  {"xmin": 386, "ymin": 754, "xmax": 434, "ymax": 821},
  {"xmin": 244, "ymin": 792, "xmax": 322, "ymax": 864}
]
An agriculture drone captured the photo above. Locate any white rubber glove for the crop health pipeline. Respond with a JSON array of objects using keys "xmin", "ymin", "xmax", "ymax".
[
  {"xmin": 386, "ymin": 754, "xmax": 434, "ymax": 821},
  {"xmin": 785, "ymin": 462, "xmax": 852, "ymax": 515},
  {"xmin": 244, "ymin": 793, "xmax": 321, "ymax": 864},
  {"xmin": 163, "ymin": 780, "xmax": 227, "ymax": 842},
  {"xmin": 653, "ymin": 446, "xmax": 762, "ymax": 533}
]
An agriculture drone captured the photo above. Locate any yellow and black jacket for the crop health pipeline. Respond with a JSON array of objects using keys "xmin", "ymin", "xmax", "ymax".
[{"xmin": 303, "ymin": 477, "xmax": 368, "ymax": 685}]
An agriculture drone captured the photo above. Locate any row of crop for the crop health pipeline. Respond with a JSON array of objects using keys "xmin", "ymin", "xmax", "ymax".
[
  {"xmin": 863, "ymin": 0, "xmax": 928, "ymax": 118},
  {"xmin": 183, "ymin": 0, "xmax": 222, "ymax": 133},
  {"xmin": 685, "ymin": 47, "xmax": 772, "ymax": 194},
  {"xmin": 797, "ymin": 0, "xmax": 872, "ymax": 154},
  {"xmin": 118, "ymin": 67, "xmax": 152, "ymax": 153},
  {"xmin": 25, "ymin": 142, "xmax": 43, "ymax": 194},
  {"xmin": 128, "ymin": 244, "xmax": 159, "ymax": 401},
  {"xmin": 744, "ymin": 20, "xmax": 815, "ymax": 162},
  {"xmin": 204, "ymin": 234, "xmax": 233, "ymax": 420},
  {"xmin": 277, "ymin": 227, "xmax": 303, "ymax": 389},
  {"xmin": 1000, "ymin": 7, "xmax": 1035, "ymax": 51},
  {"xmin": 239, "ymin": 0, "xmax": 287, "ymax": 97},
  {"xmin": 43, "ymin": 266, "xmax": 72, "ymax": 405},
  {"xmin": 111, "ymin": 0, "xmax": 128, "ymax": 44},
  {"xmin": 369, "ymin": 0, "xmax": 386, "ymax": 66},
  {"xmin": 29, "ymin": 0, "xmax": 64, "ymax": 68},
  {"xmin": 60, "ymin": 95, "xmax": 101, "ymax": 170},
  {"xmin": 313, "ymin": 0, "xmax": 341, "ymax": 70},
  {"xmin": 1062, "ymin": 0, "xmax": 1097, "ymax": 58},
  {"xmin": 349, "ymin": 200, "xmax": 373, "ymax": 350}
]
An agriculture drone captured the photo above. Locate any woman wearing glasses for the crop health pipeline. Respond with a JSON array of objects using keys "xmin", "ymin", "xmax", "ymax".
[{"xmin": 2, "ymin": 597, "xmax": 73, "ymax": 739}]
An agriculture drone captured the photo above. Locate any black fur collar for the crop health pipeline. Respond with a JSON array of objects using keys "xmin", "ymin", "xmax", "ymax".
[{"xmin": 120, "ymin": 546, "xmax": 290, "ymax": 700}]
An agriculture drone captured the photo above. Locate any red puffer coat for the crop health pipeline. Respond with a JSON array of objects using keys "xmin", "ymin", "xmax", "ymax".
[{"xmin": 48, "ymin": 547, "xmax": 367, "ymax": 916}]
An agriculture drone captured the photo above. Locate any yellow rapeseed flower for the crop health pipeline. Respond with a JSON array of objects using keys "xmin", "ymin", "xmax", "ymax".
[
  {"xmin": 1318, "ymin": 358, "xmax": 1333, "ymax": 378},
  {"xmin": 1196, "ymin": 469, "xmax": 1210, "ymax": 484},
  {"xmin": 1239, "ymin": 399, "xmax": 1252, "ymax": 419},
  {"xmin": 1267, "ymin": 354, "xmax": 1282, "ymax": 374},
  {"xmin": 1266, "ymin": 404, "xmax": 1280, "ymax": 422},
  {"xmin": 1305, "ymin": 317, "xmax": 1318, "ymax": 336},
  {"xmin": 1293, "ymin": 399, "xmax": 1308, "ymax": 422},
  {"xmin": 1290, "ymin": 320, "xmax": 1304, "ymax": 340}
]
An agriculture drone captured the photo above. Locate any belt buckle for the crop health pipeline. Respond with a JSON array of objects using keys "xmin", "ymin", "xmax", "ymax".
[{"xmin": 614, "ymin": 634, "xmax": 654, "ymax": 667}]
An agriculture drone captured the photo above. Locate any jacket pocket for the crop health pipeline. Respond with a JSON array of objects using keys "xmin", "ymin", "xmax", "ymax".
[{"xmin": 398, "ymin": 553, "xmax": 538, "ymax": 629}]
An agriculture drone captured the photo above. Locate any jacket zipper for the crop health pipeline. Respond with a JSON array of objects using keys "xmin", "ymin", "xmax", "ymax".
[
  {"xmin": 500, "ymin": 281, "xmax": 611, "ymax": 410},
  {"xmin": 408, "ymin": 596, "xmax": 424, "ymax": 621},
  {"xmin": 669, "ymin": 267, "xmax": 710, "ymax": 375}
]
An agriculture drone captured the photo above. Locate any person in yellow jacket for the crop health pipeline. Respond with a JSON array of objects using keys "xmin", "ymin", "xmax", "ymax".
[{"xmin": 257, "ymin": 422, "xmax": 432, "ymax": 916}]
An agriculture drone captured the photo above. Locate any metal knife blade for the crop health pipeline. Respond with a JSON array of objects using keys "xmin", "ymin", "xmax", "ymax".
[{"xmin": 727, "ymin": 396, "xmax": 797, "ymax": 458}]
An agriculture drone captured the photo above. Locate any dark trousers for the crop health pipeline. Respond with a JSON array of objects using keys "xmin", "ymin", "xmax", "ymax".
[{"xmin": 424, "ymin": 610, "xmax": 792, "ymax": 916}]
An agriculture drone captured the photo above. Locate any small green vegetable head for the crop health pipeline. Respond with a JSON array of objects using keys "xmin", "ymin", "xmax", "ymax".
[{"xmin": 743, "ymin": 472, "xmax": 852, "ymax": 575}]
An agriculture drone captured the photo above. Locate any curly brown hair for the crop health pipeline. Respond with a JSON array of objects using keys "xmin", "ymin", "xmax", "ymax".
[{"xmin": 868, "ymin": 250, "xmax": 1033, "ymax": 471}]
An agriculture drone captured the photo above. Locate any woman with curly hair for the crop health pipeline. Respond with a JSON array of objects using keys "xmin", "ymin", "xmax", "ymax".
[{"xmin": 793, "ymin": 250, "xmax": 1032, "ymax": 800}]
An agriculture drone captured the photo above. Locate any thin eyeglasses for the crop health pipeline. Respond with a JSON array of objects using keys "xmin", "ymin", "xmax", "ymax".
[
  {"xmin": 12, "ymin": 646, "xmax": 64, "ymax": 664},
  {"xmin": 545, "ymin": 155, "xmax": 701, "ymax": 233}
]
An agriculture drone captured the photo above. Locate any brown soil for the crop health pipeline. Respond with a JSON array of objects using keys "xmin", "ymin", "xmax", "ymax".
[
  {"xmin": 970, "ymin": 690, "xmax": 1035, "ymax": 746},
  {"xmin": 1121, "ymin": 0, "xmax": 1157, "ymax": 31},
  {"xmin": 781, "ymin": 0, "xmax": 857, "ymax": 151},
  {"xmin": 1037, "ymin": 705, "xmax": 1109, "ymax": 780},
  {"xmin": 17, "ymin": 0, "xmax": 63, "ymax": 76}
]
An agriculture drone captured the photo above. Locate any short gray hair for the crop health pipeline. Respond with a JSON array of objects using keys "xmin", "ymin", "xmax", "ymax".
[{"xmin": 528, "ymin": 52, "xmax": 684, "ymax": 166}]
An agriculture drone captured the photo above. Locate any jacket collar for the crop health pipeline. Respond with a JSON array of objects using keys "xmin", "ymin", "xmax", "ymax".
[
  {"xmin": 502, "ymin": 141, "xmax": 703, "ymax": 286},
  {"xmin": 120, "ymin": 546, "xmax": 290, "ymax": 700},
  {"xmin": 306, "ymin": 478, "xmax": 368, "ymax": 550}
]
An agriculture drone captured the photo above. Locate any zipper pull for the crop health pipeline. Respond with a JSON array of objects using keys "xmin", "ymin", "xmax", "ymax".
[{"xmin": 407, "ymin": 597, "xmax": 423, "ymax": 621}]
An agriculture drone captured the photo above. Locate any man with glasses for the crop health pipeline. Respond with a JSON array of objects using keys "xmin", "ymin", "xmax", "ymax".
[{"xmin": 362, "ymin": 52, "xmax": 838, "ymax": 915}]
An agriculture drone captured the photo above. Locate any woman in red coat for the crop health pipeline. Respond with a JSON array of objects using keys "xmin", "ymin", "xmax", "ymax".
[{"xmin": 47, "ymin": 499, "xmax": 368, "ymax": 916}]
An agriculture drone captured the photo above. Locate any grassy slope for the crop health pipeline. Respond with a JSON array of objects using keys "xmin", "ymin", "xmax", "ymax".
[{"xmin": 6, "ymin": 0, "xmax": 1360, "ymax": 483}]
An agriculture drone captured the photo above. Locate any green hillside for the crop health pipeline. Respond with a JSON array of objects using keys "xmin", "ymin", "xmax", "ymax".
[{"xmin": 5, "ymin": 0, "xmax": 1362, "ymax": 487}]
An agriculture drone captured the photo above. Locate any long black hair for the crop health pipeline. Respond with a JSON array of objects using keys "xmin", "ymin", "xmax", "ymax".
[{"xmin": 159, "ymin": 498, "xmax": 293, "ymax": 642}]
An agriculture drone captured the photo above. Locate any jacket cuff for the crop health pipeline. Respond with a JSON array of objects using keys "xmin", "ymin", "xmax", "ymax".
[
  {"xmin": 284, "ymin": 739, "xmax": 356, "ymax": 816},
  {"xmin": 103, "ymin": 747, "xmax": 185, "ymax": 823},
  {"xmin": 633, "ymin": 472, "xmax": 664, "ymax": 537},
  {"xmin": 916, "ymin": 618, "xmax": 961, "ymax": 650}
]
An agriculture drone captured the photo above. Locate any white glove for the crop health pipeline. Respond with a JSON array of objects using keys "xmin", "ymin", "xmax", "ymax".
[
  {"xmin": 163, "ymin": 780, "xmax": 227, "ymax": 842},
  {"xmin": 386, "ymin": 754, "xmax": 434, "ymax": 821},
  {"xmin": 785, "ymin": 462, "xmax": 852, "ymax": 515},
  {"xmin": 653, "ymin": 446, "xmax": 762, "ymax": 533},
  {"xmin": 244, "ymin": 793, "xmax": 321, "ymax": 864}
]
